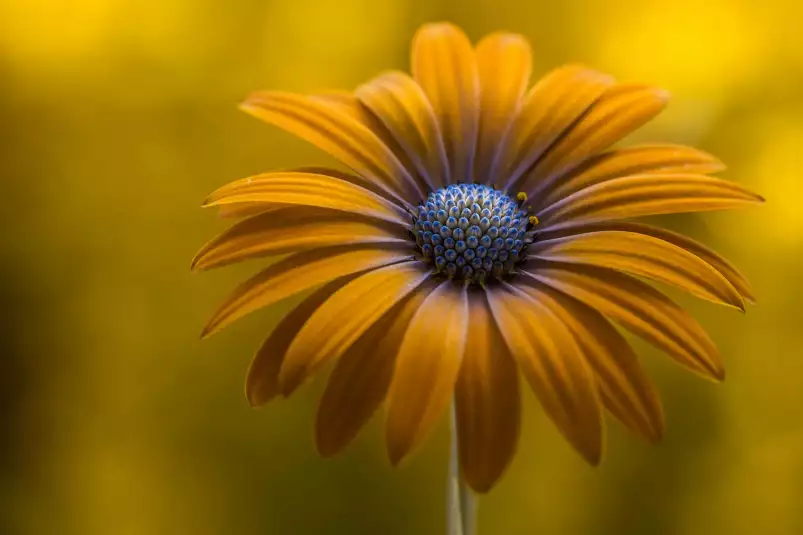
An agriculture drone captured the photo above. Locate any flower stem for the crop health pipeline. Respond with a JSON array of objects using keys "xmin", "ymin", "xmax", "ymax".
[{"xmin": 447, "ymin": 405, "xmax": 477, "ymax": 535}]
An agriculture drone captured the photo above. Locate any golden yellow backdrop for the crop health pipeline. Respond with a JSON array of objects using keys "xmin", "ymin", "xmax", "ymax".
[{"xmin": 2, "ymin": 0, "xmax": 801, "ymax": 534}]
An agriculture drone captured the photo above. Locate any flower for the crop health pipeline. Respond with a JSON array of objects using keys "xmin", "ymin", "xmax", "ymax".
[{"xmin": 194, "ymin": 22, "xmax": 763, "ymax": 493}]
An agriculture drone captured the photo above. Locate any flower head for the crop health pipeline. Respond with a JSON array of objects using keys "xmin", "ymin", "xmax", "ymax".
[{"xmin": 195, "ymin": 23, "xmax": 763, "ymax": 492}]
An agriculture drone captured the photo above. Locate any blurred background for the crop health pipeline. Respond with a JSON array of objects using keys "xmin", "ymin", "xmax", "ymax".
[{"xmin": 1, "ymin": 0, "xmax": 801, "ymax": 533}]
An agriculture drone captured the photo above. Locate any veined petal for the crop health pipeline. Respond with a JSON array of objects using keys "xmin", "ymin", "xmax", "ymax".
[
  {"xmin": 535, "ymin": 221, "xmax": 756, "ymax": 303},
  {"xmin": 357, "ymin": 71, "xmax": 449, "ymax": 190},
  {"xmin": 486, "ymin": 284, "xmax": 603, "ymax": 465},
  {"xmin": 279, "ymin": 262, "xmax": 431, "ymax": 396},
  {"xmin": 525, "ymin": 84, "xmax": 669, "ymax": 198},
  {"xmin": 216, "ymin": 203, "xmax": 278, "ymax": 219},
  {"xmin": 521, "ymin": 261, "xmax": 724, "ymax": 381},
  {"xmin": 454, "ymin": 289, "xmax": 521, "ymax": 492},
  {"xmin": 191, "ymin": 207, "xmax": 409, "ymax": 271},
  {"xmin": 529, "ymin": 230, "xmax": 744, "ymax": 310},
  {"xmin": 386, "ymin": 280, "xmax": 469, "ymax": 465},
  {"xmin": 305, "ymin": 165, "xmax": 414, "ymax": 207},
  {"xmin": 315, "ymin": 280, "xmax": 436, "ymax": 457},
  {"xmin": 474, "ymin": 33, "xmax": 532, "ymax": 184},
  {"xmin": 310, "ymin": 94, "xmax": 428, "ymax": 195},
  {"xmin": 516, "ymin": 282, "xmax": 665, "ymax": 442},
  {"xmin": 240, "ymin": 91, "xmax": 424, "ymax": 203},
  {"xmin": 204, "ymin": 171, "xmax": 411, "ymax": 226},
  {"xmin": 539, "ymin": 173, "xmax": 765, "ymax": 228},
  {"xmin": 497, "ymin": 65, "xmax": 613, "ymax": 191},
  {"xmin": 201, "ymin": 247, "xmax": 415, "ymax": 338},
  {"xmin": 412, "ymin": 23, "xmax": 479, "ymax": 183},
  {"xmin": 536, "ymin": 143, "xmax": 726, "ymax": 210},
  {"xmin": 245, "ymin": 276, "xmax": 356, "ymax": 407}
]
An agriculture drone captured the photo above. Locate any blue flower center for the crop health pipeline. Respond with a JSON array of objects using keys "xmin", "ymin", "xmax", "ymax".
[{"xmin": 411, "ymin": 184, "xmax": 534, "ymax": 284}]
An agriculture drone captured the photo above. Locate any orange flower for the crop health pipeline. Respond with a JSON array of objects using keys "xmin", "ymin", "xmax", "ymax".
[{"xmin": 195, "ymin": 23, "xmax": 762, "ymax": 493}]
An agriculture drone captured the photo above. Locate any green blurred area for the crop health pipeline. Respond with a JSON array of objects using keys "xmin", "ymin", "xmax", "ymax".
[{"xmin": 1, "ymin": 0, "xmax": 802, "ymax": 533}]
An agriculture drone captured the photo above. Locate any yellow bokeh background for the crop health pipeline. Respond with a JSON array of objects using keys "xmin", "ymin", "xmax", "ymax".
[{"xmin": 2, "ymin": 0, "xmax": 802, "ymax": 534}]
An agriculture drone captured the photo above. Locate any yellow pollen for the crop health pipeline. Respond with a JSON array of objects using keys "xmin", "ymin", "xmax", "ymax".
[
  {"xmin": 516, "ymin": 192, "xmax": 528, "ymax": 203},
  {"xmin": 529, "ymin": 215, "xmax": 539, "ymax": 226}
]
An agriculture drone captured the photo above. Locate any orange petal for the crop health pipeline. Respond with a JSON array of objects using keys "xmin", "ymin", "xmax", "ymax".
[
  {"xmin": 240, "ymin": 91, "xmax": 423, "ymax": 204},
  {"xmin": 522, "ymin": 261, "xmax": 724, "ymax": 381},
  {"xmin": 216, "ymin": 203, "xmax": 278, "ymax": 219},
  {"xmin": 474, "ymin": 33, "xmax": 532, "ymax": 185},
  {"xmin": 315, "ymin": 281, "xmax": 435, "ymax": 457},
  {"xmin": 412, "ymin": 23, "xmax": 479, "ymax": 183},
  {"xmin": 309, "ymin": 95, "xmax": 428, "ymax": 195},
  {"xmin": 537, "ymin": 221, "xmax": 756, "ymax": 303},
  {"xmin": 213, "ymin": 166, "xmax": 400, "ymax": 219},
  {"xmin": 357, "ymin": 71, "xmax": 449, "ymax": 190},
  {"xmin": 539, "ymin": 173, "xmax": 764, "ymax": 228},
  {"xmin": 245, "ymin": 276, "xmax": 356, "ymax": 407},
  {"xmin": 191, "ymin": 207, "xmax": 408, "ymax": 271},
  {"xmin": 517, "ymin": 282, "xmax": 665, "ymax": 442},
  {"xmin": 486, "ymin": 284, "xmax": 603, "ymax": 465},
  {"xmin": 279, "ymin": 262, "xmax": 430, "ymax": 396},
  {"xmin": 496, "ymin": 65, "xmax": 613, "ymax": 190},
  {"xmin": 385, "ymin": 281, "xmax": 469, "ymax": 465},
  {"xmin": 204, "ymin": 171, "xmax": 411, "ymax": 226},
  {"xmin": 536, "ymin": 143, "xmax": 726, "ymax": 210},
  {"xmin": 529, "ymin": 230, "xmax": 744, "ymax": 310},
  {"xmin": 454, "ymin": 289, "xmax": 521, "ymax": 492},
  {"xmin": 525, "ymin": 83, "xmax": 669, "ymax": 197},
  {"xmin": 201, "ymin": 247, "xmax": 415, "ymax": 338}
]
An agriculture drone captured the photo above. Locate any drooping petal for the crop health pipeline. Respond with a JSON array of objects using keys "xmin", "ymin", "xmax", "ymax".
[
  {"xmin": 203, "ymin": 171, "xmax": 411, "ymax": 226},
  {"xmin": 474, "ymin": 33, "xmax": 532, "ymax": 184},
  {"xmin": 535, "ymin": 143, "xmax": 726, "ymax": 210},
  {"xmin": 524, "ymin": 84, "xmax": 670, "ymax": 198},
  {"xmin": 538, "ymin": 173, "xmax": 765, "ymax": 229},
  {"xmin": 529, "ymin": 230, "xmax": 744, "ymax": 310},
  {"xmin": 315, "ymin": 281, "xmax": 436, "ymax": 457},
  {"xmin": 521, "ymin": 261, "xmax": 724, "ymax": 381},
  {"xmin": 516, "ymin": 282, "xmax": 665, "ymax": 442},
  {"xmin": 496, "ymin": 65, "xmax": 613, "ymax": 191},
  {"xmin": 534, "ymin": 221, "xmax": 756, "ymax": 303},
  {"xmin": 191, "ymin": 207, "xmax": 409, "ymax": 271},
  {"xmin": 201, "ymin": 247, "xmax": 415, "ymax": 338},
  {"xmin": 356, "ymin": 71, "xmax": 449, "ymax": 190},
  {"xmin": 279, "ymin": 262, "xmax": 431, "ymax": 396},
  {"xmin": 240, "ymin": 91, "xmax": 424, "ymax": 203},
  {"xmin": 386, "ymin": 281, "xmax": 469, "ymax": 465},
  {"xmin": 486, "ymin": 284, "xmax": 603, "ymax": 465},
  {"xmin": 412, "ymin": 23, "xmax": 479, "ymax": 183},
  {"xmin": 454, "ymin": 289, "xmax": 521, "ymax": 492},
  {"xmin": 245, "ymin": 276, "xmax": 357, "ymax": 407}
]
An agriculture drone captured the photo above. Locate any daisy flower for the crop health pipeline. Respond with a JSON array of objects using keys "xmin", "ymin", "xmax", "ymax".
[{"xmin": 194, "ymin": 22, "xmax": 762, "ymax": 497}]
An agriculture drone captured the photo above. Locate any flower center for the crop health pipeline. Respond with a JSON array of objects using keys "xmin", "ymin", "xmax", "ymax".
[{"xmin": 411, "ymin": 183, "xmax": 536, "ymax": 284}]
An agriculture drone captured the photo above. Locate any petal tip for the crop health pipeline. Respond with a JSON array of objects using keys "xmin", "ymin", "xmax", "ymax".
[
  {"xmin": 710, "ymin": 366, "xmax": 726, "ymax": 383},
  {"xmin": 386, "ymin": 438, "xmax": 409, "ymax": 467},
  {"xmin": 656, "ymin": 88, "xmax": 672, "ymax": 102},
  {"xmin": 584, "ymin": 448, "xmax": 603, "ymax": 467},
  {"xmin": 190, "ymin": 253, "xmax": 204, "ymax": 272},
  {"xmin": 314, "ymin": 431, "xmax": 341, "ymax": 459},
  {"xmin": 388, "ymin": 450, "xmax": 405, "ymax": 467},
  {"xmin": 463, "ymin": 473, "xmax": 498, "ymax": 494},
  {"xmin": 277, "ymin": 364, "xmax": 304, "ymax": 398},
  {"xmin": 199, "ymin": 322, "xmax": 216, "ymax": 339},
  {"xmin": 418, "ymin": 21, "xmax": 462, "ymax": 34},
  {"xmin": 245, "ymin": 392, "xmax": 268, "ymax": 408}
]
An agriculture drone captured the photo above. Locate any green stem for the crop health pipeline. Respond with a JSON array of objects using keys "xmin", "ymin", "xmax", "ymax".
[{"xmin": 447, "ymin": 405, "xmax": 477, "ymax": 535}]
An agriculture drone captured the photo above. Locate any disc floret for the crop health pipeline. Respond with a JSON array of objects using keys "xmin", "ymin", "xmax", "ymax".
[{"xmin": 411, "ymin": 183, "xmax": 534, "ymax": 284}]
